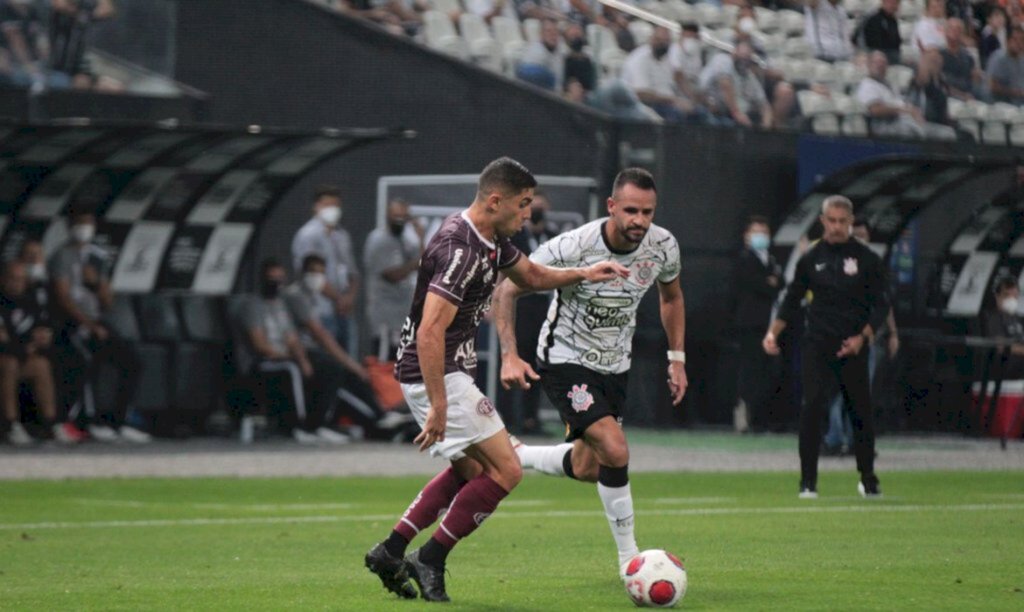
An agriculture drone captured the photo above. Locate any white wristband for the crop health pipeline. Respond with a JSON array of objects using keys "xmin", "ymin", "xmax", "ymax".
[{"xmin": 667, "ymin": 350, "xmax": 686, "ymax": 363}]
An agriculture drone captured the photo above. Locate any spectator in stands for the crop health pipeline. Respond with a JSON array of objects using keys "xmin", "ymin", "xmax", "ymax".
[
  {"xmin": 512, "ymin": 0, "xmax": 562, "ymax": 23},
  {"xmin": 18, "ymin": 239, "xmax": 50, "ymax": 309},
  {"xmin": 362, "ymin": 199, "xmax": 423, "ymax": 359},
  {"xmin": 244, "ymin": 259, "xmax": 347, "ymax": 444},
  {"xmin": 942, "ymin": 18, "xmax": 985, "ymax": 100},
  {"xmin": 601, "ymin": 5, "xmax": 635, "ymax": 53},
  {"xmin": 464, "ymin": 0, "xmax": 514, "ymax": 25},
  {"xmin": 0, "ymin": 0, "xmax": 70, "ymax": 92},
  {"xmin": 907, "ymin": 50, "xmax": 956, "ymax": 127},
  {"xmin": 913, "ymin": 0, "xmax": 947, "ymax": 51},
  {"xmin": 987, "ymin": 25, "xmax": 1024, "ymax": 105},
  {"xmin": 856, "ymin": 51, "xmax": 957, "ymax": 139},
  {"xmin": 732, "ymin": 216, "xmax": 783, "ymax": 434},
  {"xmin": 587, "ymin": 79, "xmax": 665, "ymax": 121},
  {"xmin": 1, "ymin": 261, "xmax": 83, "ymax": 445},
  {"xmin": 284, "ymin": 254, "xmax": 412, "ymax": 440},
  {"xmin": 49, "ymin": 0, "xmax": 116, "ymax": 90},
  {"xmin": 980, "ymin": 6, "xmax": 1008, "ymax": 70},
  {"xmin": 291, "ymin": 184, "xmax": 359, "ymax": 352},
  {"xmin": 49, "ymin": 209, "xmax": 148, "ymax": 443},
  {"xmin": 982, "ymin": 275, "xmax": 1024, "ymax": 379},
  {"xmin": 856, "ymin": 0, "xmax": 902, "ymax": 64},
  {"xmin": 700, "ymin": 41, "xmax": 771, "ymax": 127},
  {"xmin": 669, "ymin": 23, "xmax": 704, "ymax": 86},
  {"xmin": 517, "ymin": 17, "xmax": 563, "ymax": 91},
  {"xmin": 622, "ymin": 25, "xmax": 705, "ymax": 123},
  {"xmin": 562, "ymin": 21, "xmax": 596, "ymax": 102},
  {"xmin": 804, "ymin": 0, "xmax": 854, "ymax": 62}
]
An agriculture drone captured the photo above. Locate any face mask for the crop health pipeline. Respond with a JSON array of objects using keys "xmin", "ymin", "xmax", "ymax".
[
  {"xmin": 28, "ymin": 263, "xmax": 45, "ymax": 281},
  {"xmin": 567, "ymin": 37, "xmax": 584, "ymax": 52},
  {"xmin": 261, "ymin": 279, "xmax": 282, "ymax": 298},
  {"xmin": 749, "ymin": 233, "xmax": 770, "ymax": 251},
  {"xmin": 303, "ymin": 272, "xmax": 326, "ymax": 293},
  {"xmin": 1001, "ymin": 297, "xmax": 1019, "ymax": 315},
  {"xmin": 651, "ymin": 44, "xmax": 669, "ymax": 59},
  {"xmin": 738, "ymin": 16, "xmax": 757, "ymax": 34},
  {"xmin": 530, "ymin": 208, "xmax": 546, "ymax": 224},
  {"xmin": 317, "ymin": 206, "xmax": 342, "ymax": 227},
  {"xmin": 389, "ymin": 222, "xmax": 406, "ymax": 237},
  {"xmin": 71, "ymin": 224, "xmax": 95, "ymax": 244},
  {"xmin": 682, "ymin": 37, "xmax": 700, "ymax": 55}
]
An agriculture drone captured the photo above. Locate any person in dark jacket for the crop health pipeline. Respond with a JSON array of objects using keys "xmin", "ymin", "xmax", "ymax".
[
  {"xmin": 763, "ymin": 195, "xmax": 890, "ymax": 499},
  {"xmin": 858, "ymin": 0, "xmax": 902, "ymax": 64},
  {"xmin": 732, "ymin": 216, "xmax": 783, "ymax": 433}
]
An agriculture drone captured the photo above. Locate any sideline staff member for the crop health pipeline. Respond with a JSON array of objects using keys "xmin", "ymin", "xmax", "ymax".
[{"xmin": 762, "ymin": 195, "xmax": 889, "ymax": 499}]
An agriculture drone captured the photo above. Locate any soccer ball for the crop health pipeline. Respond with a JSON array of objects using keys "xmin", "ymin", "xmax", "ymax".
[{"xmin": 622, "ymin": 549, "xmax": 688, "ymax": 608}]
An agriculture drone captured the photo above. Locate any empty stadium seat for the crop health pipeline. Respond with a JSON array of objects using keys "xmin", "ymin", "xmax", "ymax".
[
  {"xmin": 811, "ymin": 114, "xmax": 841, "ymax": 135},
  {"xmin": 491, "ymin": 16, "xmax": 527, "ymax": 74},
  {"xmin": 696, "ymin": 4, "xmax": 726, "ymax": 28},
  {"xmin": 778, "ymin": 10, "xmax": 804, "ymax": 37},
  {"xmin": 423, "ymin": 10, "xmax": 470, "ymax": 60},
  {"xmin": 797, "ymin": 90, "xmax": 836, "ymax": 115},
  {"xmin": 841, "ymin": 113, "xmax": 869, "ymax": 137},
  {"xmin": 887, "ymin": 64, "xmax": 913, "ymax": 92},
  {"xmin": 458, "ymin": 13, "xmax": 501, "ymax": 72}
]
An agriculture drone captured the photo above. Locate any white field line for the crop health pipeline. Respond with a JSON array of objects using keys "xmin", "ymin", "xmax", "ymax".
[
  {"xmin": 70, "ymin": 498, "xmax": 550, "ymax": 510},
  {"xmin": 652, "ymin": 497, "xmax": 736, "ymax": 505},
  {"xmin": 2, "ymin": 503, "xmax": 1023, "ymax": 531}
]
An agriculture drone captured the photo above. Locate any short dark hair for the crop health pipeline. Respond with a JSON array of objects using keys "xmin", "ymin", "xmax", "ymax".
[
  {"xmin": 612, "ymin": 167, "xmax": 657, "ymax": 195},
  {"xmin": 313, "ymin": 185, "xmax": 342, "ymax": 202},
  {"xmin": 993, "ymin": 275, "xmax": 1019, "ymax": 295},
  {"xmin": 301, "ymin": 253, "xmax": 326, "ymax": 271},
  {"xmin": 478, "ymin": 157, "xmax": 537, "ymax": 198}
]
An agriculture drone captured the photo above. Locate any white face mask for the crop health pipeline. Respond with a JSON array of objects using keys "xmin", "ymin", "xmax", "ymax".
[
  {"xmin": 738, "ymin": 16, "xmax": 757, "ymax": 34},
  {"xmin": 317, "ymin": 206, "xmax": 342, "ymax": 227},
  {"xmin": 1001, "ymin": 296, "xmax": 1019, "ymax": 315},
  {"xmin": 71, "ymin": 224, "xmax": 95, "ymax": 244},
  {"xmin": 28, "ymin": 263, "xmax": 45, "ymax": 281},
  {"xmin": 303, "ymin": 272, "xmax": 326, "ymax": 293},
  {"xmin": 682, "ymin": 37, "xmax": 700, "ymax": 55}
]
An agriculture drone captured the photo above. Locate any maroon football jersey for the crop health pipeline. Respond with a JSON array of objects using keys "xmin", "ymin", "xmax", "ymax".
[{"xmin": 395, "ymin": 211, "xmax": 522, "ymax": 383}]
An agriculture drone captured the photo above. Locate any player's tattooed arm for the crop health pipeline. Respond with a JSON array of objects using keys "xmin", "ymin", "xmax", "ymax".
[{"xmin": 493, "ymin": 277, "xmax": 540, "ymax": 391}]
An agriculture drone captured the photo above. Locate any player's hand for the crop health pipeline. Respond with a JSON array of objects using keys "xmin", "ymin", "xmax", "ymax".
[
  {"xmin": 837, "ymin": 334, "xmax": 865, "ymax": 358},
  {"xmin": 888, "ymin": 334, "xmax": 900, "ymax": 358},
  {"xmin": 667, "ymin": 361, "xmax": 687, "ymax": 405},
  {"xmin": 501, "ymin": 353, "xmax": 541, "ymax": 390},
  {"xmin": 584, "ymin": 261, "xmax": 630, "ymax": 282},
  {"xmin": 762, "ymin": 332, "xmax": 779, "ymax": 355},
  {"xmin": 414, "ymin": 405, "xmax": 447, "ymax": 451}
]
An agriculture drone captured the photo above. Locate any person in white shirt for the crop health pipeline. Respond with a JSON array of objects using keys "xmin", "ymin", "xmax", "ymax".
[
  {"xmin": 912, "ymin": 0, "xmax": 947, "ymax": 51},
  {"xmin": 856, "ymin": 51, "xmax": 956, "ymax": 139},
  {"xmin": 699, "ymin": 41, "xmax": 771, "ymax": 127},
  {"xmin": 668, "ymin": 22, "xmax": 703, "ymax": 83},
  {"xmin": 804, "ymin": 0, "xmax": 853, "ymax": 61},
  {"xmin": 621, "ymin": 25, "xmax": 702, "ymax": 122}
]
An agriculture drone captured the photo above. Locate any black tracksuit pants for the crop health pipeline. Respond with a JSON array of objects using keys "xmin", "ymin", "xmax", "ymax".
[{"xmin": 799, "ymin": 337, "xmax": 876, "ymax": 485}]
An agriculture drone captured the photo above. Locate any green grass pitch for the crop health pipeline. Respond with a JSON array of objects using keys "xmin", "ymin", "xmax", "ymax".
[{"xmin": 1, "ymin": 471, "xmax": 1022, "ymax": 610}]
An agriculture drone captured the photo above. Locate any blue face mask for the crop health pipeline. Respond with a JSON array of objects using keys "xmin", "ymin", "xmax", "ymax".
[{"xmin": 749, "ymin": 233, "xmax": 770, "ymax": 251}]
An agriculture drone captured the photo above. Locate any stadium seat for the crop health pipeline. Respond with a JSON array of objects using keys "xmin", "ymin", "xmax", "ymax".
[
  {"xmin": 177, "ymin": 295, "xmax": 231, "ymax": 428},
  {"xmin": 423, "ymin": 10, "xmax": 470, "ymax": 60},
  {"xmin": 841, "ymin": 113, "xmax": 869, "ymax": 137},
  {"xmin": 458, "ymin": 13, "xmax": 501, "ymax": 72},
  {"xmin": 811, "ymin": 113, "xmax": 841, "ymax": 135},
  {"xmin": 797, "ymin": 90, "xmax": 836, "ymax": 115},
  {"xmin": 666, "ymin": 0, "xmax": 696, "ymax": 23},
  {"xmin": 429, "ymin": 0, "xmax": 463, "ymax": 15},
  {"xmin": 1009, "ymin": 124, "xmax": 1024, "ymax": 146},
  {"xmin": 696, "ymin": 4, "xmax": 726, "ymax": 28},
  {"xmin": 981, "ymin": 121, "xmax": 1008, "ymax": 145},
  {"xmin": 898, "ymin": 0, "xmax": 923, "ymax": 20},
  {"xmin": 104, "ymin": 295, "xmax": 173, "ymax": 415},
  {"xmin": 523, "ymin": 17, "xmax": 541, "ymax": 44},
  {"xmin": 900, "ymin": 43, "xmax": 920, "ymax": 65},
  {"xmin": 778, "ymin": 10, "xmax": 805, "ymax": 37},
  {"xmin": 887, "ymin": 64, "xmax": 913, "ymax": 93},
  {"xmin": 755, "ymin": 7, "xmax": 779, "ymax": 33},
  {"xmin": 783, "ymin": 37, "xmax": 812, "ymax": 58},
  {"xmin": 491, "ymin": 16, "xmax": 527, "ymax": 74}
]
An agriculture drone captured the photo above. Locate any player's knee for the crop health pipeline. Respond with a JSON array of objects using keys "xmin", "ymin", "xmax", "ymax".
[
  {"xmin": 494, "ymin": 455, "xmax": 523, "ymax": 490},
  {"xmin": 602, "ymin": 441, "xmax": 629, "ymax": 468}
]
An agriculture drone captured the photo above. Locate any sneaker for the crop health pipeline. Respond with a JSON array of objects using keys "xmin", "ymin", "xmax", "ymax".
[
  {"xmin": 858, "ymin": 474, "xmax": 882, "ymax": 498},
  {"xmin": 798, "ymin": 481, "xmax": 818, "ymax": 499},
  {"xmin": 376, "ymin": 411, "xmax": 414, "ymax": 430},
  {"xmin": 405, "ymin": 548, "xmax": 450, "ymax": 602},
  {"xmin": 7, "ymin": 422, "xmax": 33, "ymax": 446},
  {"xmin": 315, "ymin": 427, "xmax": 351, "ymax": 445},
  {"xmin": 119, "ymin": 426, "xmax": 152, "ymax": 444},
  {"xmin": 292, "ymin": 428, "xmax": 319, "ymax": 444},
  {"xmin": 53, "ymin": 423, "xmax": 87, "ymax": 444},
  {"xmin": 364, "ymin": 543, "xmax": 417, "ymax": 599},
  {"xmin": 87, "ymin": 424, "xmax": 119, "ymax": 442}
]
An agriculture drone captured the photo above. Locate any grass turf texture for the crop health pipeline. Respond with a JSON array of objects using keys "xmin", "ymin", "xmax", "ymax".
[{"xmin": 1, "ymin": 471, "xmax": 1022, "ymax": 610}]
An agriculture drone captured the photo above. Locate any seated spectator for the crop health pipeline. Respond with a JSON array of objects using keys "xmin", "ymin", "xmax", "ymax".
[
  {"xmin": 669, "ymin": 22, "xmax": 703, "ymax": 85},
  {"xmin": 856, "ymin": 51, "xmax": 957, "ymax": 139},
  {"xmin": 700, "ymin": 42, "xmax": 771, "ymax": 127},
  {"xmin": 987, "ymin": 26, "xmax": 1024, "ymax": 106},
  {"xmin": 363, "ymin": 199, "xmax": 423, "ymax": 359},
  {"xmin": 983, "ymin": 275, "xmax": 1024, "ymax": 379},
  {"xmin": 49, "ymin": 0, "xmax": 118, "ymax": 90},
  {"xmin": 622, "ymin": 25, "xmax": 705, "ymax": 123},
  {"xmin": 980, "ymin": 6, "xmax": 1008, "ymax": 70},
  {"xmin": 1, "ymin": 261, "xmax": 82, "ymax": 446},
  {"xmin": 243, "ymin": 259, "xmax": 348, "ymax": 444},
  {"xmin": 562, "ymin": 21, "xmax": 596, "ymax": 102},
  {"xmin": 516, "ymin": 18, "xmax": 563, "ymax": 91},
  {"xmin": 804, "ymin": 0, "xmax": 853, "ymax": 62},
  {"xmin": 49, "ymin": 209, "xmax": 149, "ymax": 443},
  {"xmin": 855, "ymin": 0, "xmax": 902, "ymax": 65},
  {"xmin": 0, "ymin": 0, "xmax": 70, "ymax": 92},
  {"xmin": 913, "ymin": 0, "xmax": 947, "ymax": 51},
  {"xmin": 600, "ymin": 5, "xmax": 635, "ymax": 53},
  {"xmin": 941, "ymin": 18, "xmax": 985, "ymax": 101},
  {"xmin": 907, "ymin": 50, "xmax": 955, "ymax": 126},
  {"xmin": 285, "ymin": 255, "xmax": 412, "ymax": 439},
  {"xmin": 18, "ymin": 239, "xmax": 50, "ymax": 308}
]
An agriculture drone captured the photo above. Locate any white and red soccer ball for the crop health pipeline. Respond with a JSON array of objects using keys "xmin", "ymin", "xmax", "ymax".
[{"xmin": 623, "ymin": 549, "xmax": 688, "ymax": 608}]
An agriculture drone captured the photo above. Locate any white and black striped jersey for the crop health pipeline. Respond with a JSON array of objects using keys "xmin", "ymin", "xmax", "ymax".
[{"xmin": 530, "ymin": 218, "xmax": 681, "ymax": 374}]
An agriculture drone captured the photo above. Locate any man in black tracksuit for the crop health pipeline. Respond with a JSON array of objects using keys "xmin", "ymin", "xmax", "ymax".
[{"xmin": 762, "ymin": 195, "xmax": 889, "ymax": 498}]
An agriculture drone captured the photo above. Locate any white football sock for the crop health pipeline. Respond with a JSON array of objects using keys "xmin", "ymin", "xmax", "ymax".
[
  {"xmin": 598, "ymin": 481, "xmax": 639, "ymax": 567},
  {"xmin": 515, "ymin": 442, "xmax": 573, "ymax": 477}
]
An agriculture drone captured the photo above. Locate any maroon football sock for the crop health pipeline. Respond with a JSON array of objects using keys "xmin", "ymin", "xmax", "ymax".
[
  {"xmin": 392, "ymin": 467, "xmax": 466, "ymax": 546},
  {"xmin": 430, "ymin": 473, "xmax": 509, "ymax": 551}
]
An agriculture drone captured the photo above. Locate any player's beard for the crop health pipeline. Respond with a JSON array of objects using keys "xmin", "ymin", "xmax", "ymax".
[{"xmin": 622, "ymin": 224, "xmax": 647, "ymax": 244}]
